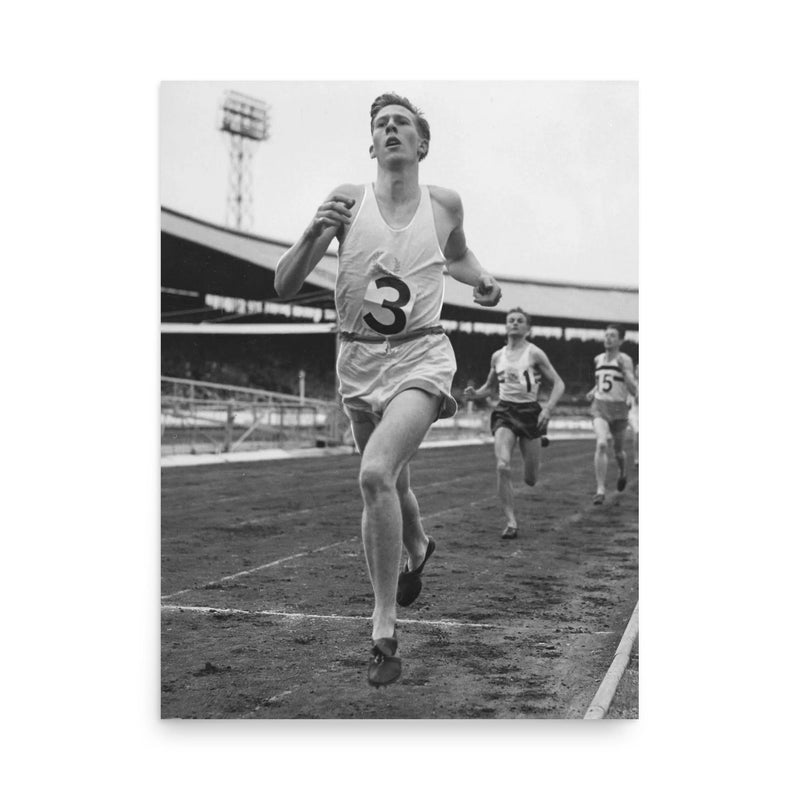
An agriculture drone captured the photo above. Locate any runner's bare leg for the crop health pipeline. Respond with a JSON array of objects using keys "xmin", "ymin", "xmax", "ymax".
[
  {"xmin": 519, "ymin": 435, "xmax": 541, "ymax": 487},
  {"xmin": 354, "ymin": 389, "xmax": 439, "ymax": 641},
  {"xmin": 396, "ymin": 464, "xmax": 429, "ymax": 571},
  {"xmin": 593, "ymin": 417, "xmax": 612, "ymax": 495},
  {"xmin": 494, "ymin": 426, "xmax": 518, "ymax": 528}
]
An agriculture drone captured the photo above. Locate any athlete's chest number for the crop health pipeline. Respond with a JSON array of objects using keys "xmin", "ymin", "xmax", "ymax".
[
  {"xmin": 597, "ymin": 373, "xmax": 613, "ymax": 393},
  {"xmin": 363, "ymin": 276, "xmax": 413, "ymax": 335},
  {"xmin": 499, "ymin": 368, "xmax": 534, "ymax": 392}
]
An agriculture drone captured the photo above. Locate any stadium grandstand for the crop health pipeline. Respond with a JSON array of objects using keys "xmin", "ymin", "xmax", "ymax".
[{"xmin": 161, "ymin": 207, "xmax": 638, "ymax": 454}]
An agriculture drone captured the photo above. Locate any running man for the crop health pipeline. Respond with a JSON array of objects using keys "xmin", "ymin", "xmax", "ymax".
[
  {"xmin": 464, "ymin": 308, "xmax": 565, "ymax": 539},
  {"xmin": 586, "ymin": 324, "xmax": 638, "ymax": 504},
  {"xmin": 275, "ymin": 93, "xmax": 502, "ymax": 687},
  {"xmin": 628, "ymin": 362, "xmax": 639, "ymax": 466}
]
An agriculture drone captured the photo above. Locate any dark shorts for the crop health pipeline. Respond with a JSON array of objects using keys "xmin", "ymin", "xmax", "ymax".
[{"xmin": 490, "ymin": 400, "xmax": 545, "ymax": 440}]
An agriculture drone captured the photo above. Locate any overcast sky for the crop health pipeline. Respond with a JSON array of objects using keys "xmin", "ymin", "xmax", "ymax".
[{"xmin": 160, "ymin": 81, "xmax": 637, "ymax": 287}]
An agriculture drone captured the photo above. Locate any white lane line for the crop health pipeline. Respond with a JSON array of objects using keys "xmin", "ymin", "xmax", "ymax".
[
  {"xmin": 583, "ymin": 601, "xmax": 639, "ymax": 720},
  {"xmin": 162, "ymin": 443, "xmax": 589, "ymax": 511},
  {"xmin": 162, "ymin": 444, "xmax": 611, "ymax": 600},
  {"xmin": 160, "ymin": 538, "xmax": 358, "ymax": 600},
  {"xmin": 162, "ymin": 449, "xmax": 601, "ymax": 600},
  {"xmin": 161, "ymin": 604, "xmax": 497, "ymax": 629},
  {"xmin": 418, "ymin": 493, "xmax": 496, "ymax": 521},
  {"xmin": 161, "ymin": 493, "xmax": 497, "ymax": 600},
  {"xmin": 219, "ymin": 447, "xmax": 592, "ymax": 529},
  {"xmin": 264, "ymin": 690, "xmax": 292, "ymax": 705}
]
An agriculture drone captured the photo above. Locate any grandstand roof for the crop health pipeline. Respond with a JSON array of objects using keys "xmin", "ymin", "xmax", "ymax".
[{"xmin": 162, "ymin": 207, "xmax": 638, "ymax": 330}]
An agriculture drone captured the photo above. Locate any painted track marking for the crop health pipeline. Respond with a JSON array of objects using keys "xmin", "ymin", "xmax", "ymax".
[
  {"xmin": 161, "ymin": 492, "xmax": 497, "ymax": 600},
  {"xmin": 161, "ymin": 443, "xmax": 588, "ymax": 519},
  {"xmin": 162, "ymin": 604, "xmax": 497, "ymax": 629},
  {"xmin": 193, "ymin": 447, "xmax": 591, "ymax": 529},
  {"xmin": 162, "ymin": 439, "xmax": 638, "ymax": 716},
  {"xmin": 161, "ymin": 448, "xmax": 600, "ymax": 600},
  {"xmin": 583, "ymin": 600, "xmax": 639, "ymax": 719},
  {"xmin": 161, "ymin": 539, "xmax": 357, "ymax": 600}
]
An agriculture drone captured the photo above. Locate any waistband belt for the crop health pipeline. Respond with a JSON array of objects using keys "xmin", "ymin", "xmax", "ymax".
[{"xmin": 338, "ymin": 325, "xmax": 445, "ymax": 344}]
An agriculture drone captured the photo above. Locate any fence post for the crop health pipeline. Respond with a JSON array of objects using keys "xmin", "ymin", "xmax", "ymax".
[
  {"xmin": 224, "ymin": 402, "xmax": 234, "ymax": 452},
  {"xmin": 189, "ymin": 383, "xmax": 196, "ymax": 454}
]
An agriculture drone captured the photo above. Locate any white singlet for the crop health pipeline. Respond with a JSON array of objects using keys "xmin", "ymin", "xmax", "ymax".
[
  {"xmin": 336, "ymin": 184, "xmax": 447, "ymax": 338},
  {"xmin": 593, "ymin": 353, "xmax": 633, "ymax": 403},
  {"xmin": 497, "ymin": 344, "xmax": 541, "ymax": 403}
]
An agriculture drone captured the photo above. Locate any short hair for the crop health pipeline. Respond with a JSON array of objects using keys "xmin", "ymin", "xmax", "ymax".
[
  {"xmin": 606, "ymin": 323, "xmax": 625, "ymax": 339},
  {"xmin": 507, "ymin": 307, "xmax": 531, "ymax": 325},
  {"xmin": 370, "ymin": 93, "xmax": 431, "ymax": 161}
]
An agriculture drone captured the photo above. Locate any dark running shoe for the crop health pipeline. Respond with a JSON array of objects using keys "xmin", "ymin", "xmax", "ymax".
[
  {"xmin": 368, "ymin": 636, "xmax": 401, "ymax": 688},
  {"xmin": 617, "ymin": 474, "xmax": 627, "ymax": 492},
  {"xmin": 593, "ymin": 493, "xmax": 605, "ymax": 505},
  {"xmin": 396, "ymin": 537, "xmax": 436, "ymax": 607},
  {"xmin": 501, "ymin": 525, "xmax": 518, "ymax": 539}
]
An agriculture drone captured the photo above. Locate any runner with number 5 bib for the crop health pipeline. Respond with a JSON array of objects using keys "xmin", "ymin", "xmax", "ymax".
[
  {"xmin": 275, "ymin": 93, "xmax": 502, "ymax": 688},
  {"xmin": 586, "ymin": 324, "xmax": 639, "ymax": 505}
]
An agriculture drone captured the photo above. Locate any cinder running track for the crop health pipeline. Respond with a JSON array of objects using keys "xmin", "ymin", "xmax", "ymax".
[{"xmin": 161, "ymin": 440, "xmax": 638, "ymax": 719}]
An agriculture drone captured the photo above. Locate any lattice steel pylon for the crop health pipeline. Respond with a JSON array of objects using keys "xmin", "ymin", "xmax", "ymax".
[{"xmin": 219, "ymin": 91, "xmax": 270, "ymax": 231}]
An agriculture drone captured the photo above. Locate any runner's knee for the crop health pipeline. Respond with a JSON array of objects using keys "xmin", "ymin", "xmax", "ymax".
[
  {"xmin": 359, "ymin": 464, "xmax": 395, "ymax": 500},
  {"xmin": 595, "ymin": 439, "xmax": 609, "ymax": 454},
  {"xmin": 496, "ymin": 458, "xmax": 512, "ymax": 476}
]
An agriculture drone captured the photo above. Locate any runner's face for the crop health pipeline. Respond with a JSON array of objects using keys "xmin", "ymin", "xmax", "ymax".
[
  {"xmin": 370, "ymin": 105, "xmax": 426, "ymax": 163},
  {"xmin": 506, "ymin": 313, "xmax": 529, "ymax": 336},
  {"xmin": 605, "ymin": 328, "xmax": 621, "ymax": 348}
]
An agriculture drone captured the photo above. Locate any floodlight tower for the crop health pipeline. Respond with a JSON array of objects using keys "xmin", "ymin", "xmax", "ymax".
[{"xmin": 219, "ymin": 91, "xmax": 270, "ymax": 231}]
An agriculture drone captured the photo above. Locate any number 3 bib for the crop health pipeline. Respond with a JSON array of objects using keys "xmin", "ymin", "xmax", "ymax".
[{"xmin": 363, "ymin": 276, "xmax": 415, "ymax": 335}]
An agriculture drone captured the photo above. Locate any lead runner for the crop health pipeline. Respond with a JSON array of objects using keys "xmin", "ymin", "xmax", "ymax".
[{"xmin": 275, "ymin": 92, "xmax": 502, "ymax": 686}]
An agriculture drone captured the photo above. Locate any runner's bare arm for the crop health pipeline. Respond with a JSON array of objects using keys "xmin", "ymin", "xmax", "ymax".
[
  {"xmin": 275, "ymin": 186, "xmax": 357, "ymax": 298},
  {"xmin": 533, "ymin": 349, "xmax": 565, "ymax": 430},
  {"xmin": 621, "ymin": 355, "xmax": 639, "ymax": 399},
  {"xmin": 432, "ymin": 187, "xmax": 501, "ymax": 307},
  {"xmin": 463, "ymin": 353, "xmax": 499, "ymax": 400}
]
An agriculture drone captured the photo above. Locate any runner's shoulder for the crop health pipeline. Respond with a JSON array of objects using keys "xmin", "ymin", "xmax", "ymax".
[
  {"xmin": 428, "ymin": 185, "xmax": 463, "ymax": 216},
  {"xmin": 527, "ymin": 342, "xmax": 551, "ymax": 364},
  {"xmin": 326, "ymin": 183, "xmax": 364, "ymax": 204}
]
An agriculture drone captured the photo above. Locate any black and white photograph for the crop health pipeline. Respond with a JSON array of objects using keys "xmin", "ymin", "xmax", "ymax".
[
  {"xmin": 9, "ymin": 1, "xmax": 799, "ymax": 795},
  {"xmin": 160, "ymin": 81, "xmax": 639, "ymax": 718}
]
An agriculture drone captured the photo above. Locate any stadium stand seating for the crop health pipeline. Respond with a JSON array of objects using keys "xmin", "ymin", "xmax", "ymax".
[{"xmin": 161, "ymin": 331, "xmax": 638, "ymax": 409}]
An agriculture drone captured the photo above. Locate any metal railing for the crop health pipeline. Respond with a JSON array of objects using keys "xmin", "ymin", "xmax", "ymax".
[{"xmin": 161, "ymin": 377, "xmax": 349, "ymax": 455}]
